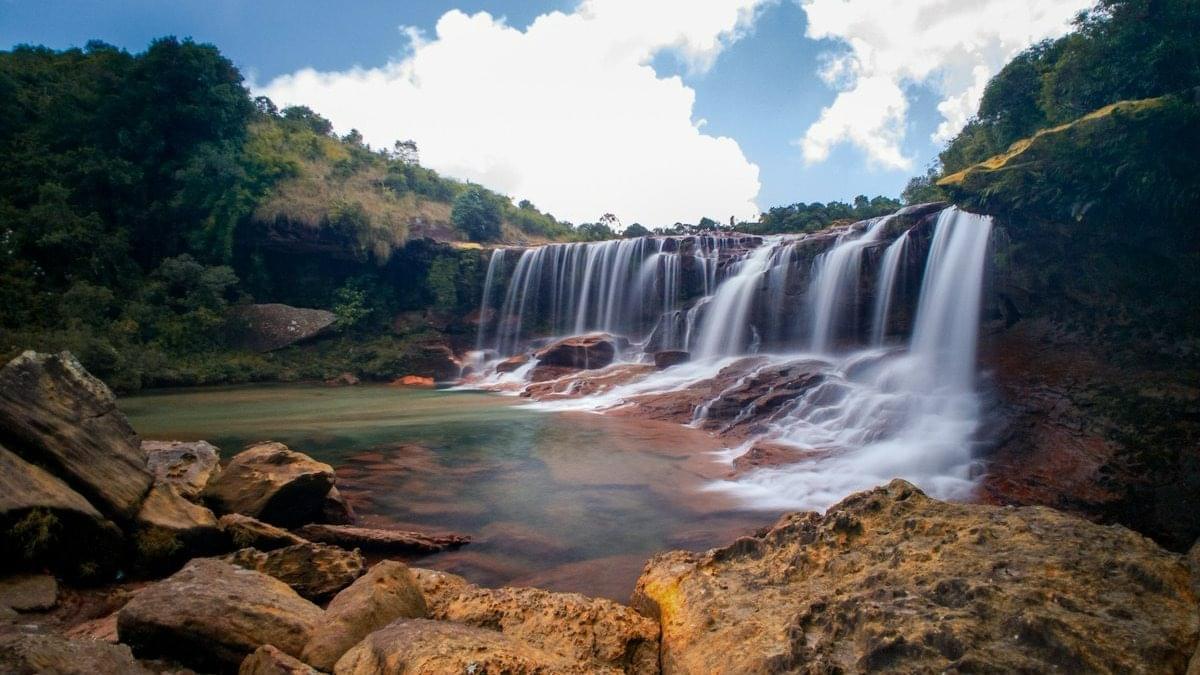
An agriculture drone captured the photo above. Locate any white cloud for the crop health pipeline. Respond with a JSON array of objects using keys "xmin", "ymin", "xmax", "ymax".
[
  {"xmin": 797, "ymin": 0, "xmax": 1093, "ymax": 171},
  {"xmin": 258, "ymin": 1, "xmax": 769, "ymax": 227}
]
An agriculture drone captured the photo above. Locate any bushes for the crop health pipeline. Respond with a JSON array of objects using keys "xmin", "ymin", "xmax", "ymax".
[{"xmin": 452, "ymin": 186, "xmax": 503, "ymax": 242}]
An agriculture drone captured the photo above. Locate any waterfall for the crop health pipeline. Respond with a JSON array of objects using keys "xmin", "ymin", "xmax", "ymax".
[
  {"xmin": 807, "ymin": 216, "xmax": 890, "ymax": 353},
  {"xmin": 474, "ymin": 248, "xmax": 506, "ymax": 354},
  {"xmin": 870, "ymin": 231, "xmax": 908, "ymax": 345},
  {"xmin": 691, "ymin": 242, "xmax": 778, "ymax": 358}
]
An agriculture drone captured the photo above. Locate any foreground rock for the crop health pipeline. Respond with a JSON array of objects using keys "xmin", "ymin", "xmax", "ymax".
[
  {"xmin": 240, "ymin": 645, "xmax": 320, "ymax": 675},
  {"xmin": 653, "ymin": 350, "xmax": 690, "ymax": 369},
  {"xmin": 220, "ymin": 513, "xmax": 308, "ymax": 550},
  {"xmin": 633, "ymin": 479, "xmax": 1198, "ymax": 674},
  {"xmin": 203, "ymin": 442, "xmax": 335, "ymax": 527},
  {"xmin": 226, "ymin": 542, "xmax": 364, "ymax": 602},
  {"xmin": 302, "ymin": 561, "xmax": 428, "ymax": 670},
  {"xmin": 534, "ymin": 333, "xmax": 617, "ymax": 370},
  {"xmin": 0, "ymin": 575, "xmax": 57, "ymax": 612},
  {"xmin": 333, "ymin": 619, "xmax": 584, "ymax": 674},
  {"xmin": 0, "ymin": 351, "xmax": 153, "ymax": 520},
  {"xmin": 295, "ymin": 523, "xmax": 469, "ymax": 553},
  {"xmin": 0, "ymin": 631, "xmax": 152, "ymax": 675},
  {"xmin": 118, "ymin": 558, "xmax": 323, "ymax": 671},
  {"xmin": 132, "ymin": 483, "xmax": 223, "ymax": 572},
  {"xmin": 232, "ymin": 303, "xmax": 336, "ymax": 352},
  {"xmin": 143, "ymin": 440, "xmax": 221, "ymax": 501}
]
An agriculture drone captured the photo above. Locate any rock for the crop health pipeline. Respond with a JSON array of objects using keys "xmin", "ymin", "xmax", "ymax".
[
  {"xmin": 410, "ymin": 567, "xmax": 472, "ymax": 614},
  {"xmin": 332, "ymin": 619, "xmax": 583, "ymax": 674},
  {"xmin": 528, "ymin": 364, "xmax": 582, "ymax": 383},
  {"xmin": 496, "ymin": 354, "xmax": 530, "ymax": 373},
  {"xmin": 389, "ymin": 375, "xmax": 434, "ymax": 388},
  {"xmin": 319, "ymin": 486, "xmax": 356, "ymax": 525},
  {"xmin": 534, "ymin": 334, "xmax": 616, "ymax": 370},
  {"xmin": 727, "ymin": 442, "xmax": 816, "ymax": 477},
  {"xmin": 301, "ymin": 561, "xmax": 428, "ymax": 670},
  {"xmin": 142, "ymin": 440, "xmax": 221, "ymax": 502},
  {"xmin": 521, "ymin": 364, "xmax": 655, "ymax": 401},
  {"xmin": 1189, "ymin": 539, "xmax": 1200, "ymax": 598},
  {"xmin": 221, "ymin": 513, "xmax": 308, "ymax": 551},
  {"xmin": 0, "ymin": 351, "xmax": 153, "ymax": 520},
  {"xmin": 203, "ymin": 442, "xmax": 335, "ymax": 527},
  {"xmin": 0, "ymin": 631, "xmax": 152, "ymax": 675},
  {"xmin": 0, "ymin": 574, "xmax": 58, "ymax": 612},
  {"xmin": 132, "ymin": 483, "xmax": 223, "ymax": 572},
  {"xmin": 232, "ymin": 303, "xmax": 336, "ymax": 352},
  {"xmin": 225, "ymin": 542, "xmax": 365, "ymax": 603},
  {"xmin": 295, "ymin": 524, "xmax": 469, "ymax": 553},
  {"xmin": 325, "ymin": 372, "xmax": 360, "ymax": 387},
  {"xmin": 0, "ymin": 443, "xmax": 123, "ymax": 581},
  {"xmin": 240, "ymin": 645, "xmax": 320, "ymax": 675},
  {"xmin": 633, "ymin": 479, "xmax": 1199, "ymax": 674},
  {"xmin": 432, "ymin": 585, "xmax": 660, "ymax": 674},
  {"xmin": 653, "ymin": 350, "xmax": 690, "ymax": 369},
  {"xmin": 118, "ymin": 558, "xmax": 323, "ymax": 672}
]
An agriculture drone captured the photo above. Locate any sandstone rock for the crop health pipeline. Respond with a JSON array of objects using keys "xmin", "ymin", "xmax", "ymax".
[
  {"xmin": 432, "ymin": 585, "xmax": 660, "ymax": 674},
  {"xmin": 133, "ymin": 483, "xmax": 223, "ymax": 571},
  {"xmin": 240, "ymin": 645, "xmax": 320, "ymax": 675},
  {"xmin": 319, "ymin": 486, "xmax": 356, "ymax": 525},
  {"xmin": 302, "ymin": 561, "xmax": 428, "ymax": 670},
  {"xmin": 203, "ymin": 442, "xmax": 335, "ymax": 527},
  {"xmin": 727, "ymin": 441, "xmax": 816, "ymax": 477},
  {"xmin": 233, "ymin": 303, "xmax": 336, "ymax": 352},
  {"xmin": 295, "ymin": 524, "xmax": 469, "ymax": 553},
  {"xmin": 528, "ymin": 364, "xmax": 582, "ymax": 383},
  {"xmin": 332, "ymin": 619, "xmax": 583, "ymax": 674},
  {"xmin": 118, "ymin": 558, "xmax": 323, "ymax": 671},
  {"xmin": 1189, "ymin": 538, "xmax": 1200, "ymax": 597},
  {"xmin": 0, "ymin": 631, "xmax": 152, "ymax": 675},
  {"xmin": 0, "ymin": 574, "xmax": 57, "ymax": 612},
  {"xmin": 410, "ymin": 567, "xmax": 471, "ymax": 614},
  {"xmin": 653, "ymin": 350, "xmax": 690, "ymax": 369},
  {"xmin": 226, "ymin": 542, "xmax": 364, "ymax": 602},
  {"xmin": 390, "ymin": 375, "xmax": 434, "ymax": 388},
  {"xmin": 0, "ymin": 351, "xmax": 152, "ymax": 520},
  {"xmin": 496, "ymin": 354, "xmax": 530, "ymax": 373},
  {"xmin": 220, "ymin": 513, "xmax": 308, "ymax": 551},
  {"xmin": 325, "ymin": 372, "xmax": 360, "ymax": 387},
  {"xmin": 521, "ymin": 364, "xmax": 655, "ymax": 401},
  {"xmin": 142, "ymin": 440, "xmax": 221, "ymax": 502},
  {"xmin": 0, "ymin": 443, "xmax": 123, "ymax": 581},
  {"xmin": 633, "ymin": 479, "xmax": 1199, "ymax": 674},
  {"xmin": 534, "ymin": 334, "xmax": 616, "ymax": 370}
]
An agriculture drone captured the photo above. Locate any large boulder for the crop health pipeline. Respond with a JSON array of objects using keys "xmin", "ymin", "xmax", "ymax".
[
  {"xmin": 232, "ymin": 303, "xmax": 336, "ymax": 352},
  {"xmin": 240, "ymin": 645, "xmax": 321, "ymax": 675},
  {"xmin": 332, "ymin": 619, "xmax": 585, "ymax": 674},
  {"xmin": 0, "ymin": 575, "xmax": 57, "ymax": 612},
  {"xmin": 225, "ymin": 542, "xmax": 364, "ymax": 602},
  {"xmin": 0, "ymin": 631, "xmax": 152, "ymax": 675},
  {"xmin": 142, "ymin": 440, "xmax": 221, "ymax": 501},
  {"xmin": 302, "ymin": 561, "xmax": 428, "ymax": 670},
  {"xmin": 117, "ymin": 558, "xmax": 323, "ymax": 672},
  {"xmin": 295, "ymin": 523, "xmax": 469, "ymax": 553},
  {"xmin": 219, "ymin": 513, "xmax": 307, "ymax": 551},
  {"xmin": 633, "ymin": 479, "xmax": 1199, "ymax": 674},
  {"xmin": 0, "ymin": 351, "xmax": 152, "ymax": 520},
  {"xmin": 203, "ymin": 442, "xmax": 335, "ymax": 527},
  {"xmin": 0, "ymin": 443, "xmax": 123, "ymax": 581},
  {"xmin": 132, "ymin": 483, "xmax": 224, "ymax": 573},
  {"xmin": 653, "ymin": 350, "xmax": 690, "ymax": 370},
  {"xmin": 534, "ymin": 333, "xmax": 616, "ymax": 370}
]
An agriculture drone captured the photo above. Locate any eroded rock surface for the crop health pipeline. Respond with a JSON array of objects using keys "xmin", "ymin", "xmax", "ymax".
[
  {"xmin": 143, "ymin": 440, "xmax": 221, "ymax": 501},
  {"xmin": 0, "ymin": 631, "xmax": 152, "ymax": 675},
  {"xmin": 232, "ymin": 303, "xmax": 336, "ymax": 352},
  {"xmin": 203, "ymin": 442, "xmax": 335, "ymax": 527},
  {"xmin": 132, "ymin": 483, "xmax": 223, "ymax": 571},
  {"xmin": 0, "ymin": 575, "xmax": 57, "ymax": 612},
  {"xmin": 534, "ymin": 333, "xmax": 616, "ymax": 370},
  {"xmin": 634, "ymin": 479, "xmax": 1198, "ymax": 674},
  {"xmin": 220, "ymin": 513, "xmax": 307, "ymax": 551},
  {"xmin": 295, "ymin": 523, "xmax": 469, "ymax": 553},
  {"xmin": 240, "ymin": 644, "xmax": 320, "ymax": 675},
  {"xmin": 225, "ymin": 542, "xmax": 364, "ymax": 602}
]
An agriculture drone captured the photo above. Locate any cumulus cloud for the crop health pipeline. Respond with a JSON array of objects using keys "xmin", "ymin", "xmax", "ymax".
[
  {"xmin": 797, "ymin": 0, "xmax": 1094, "ymax": 170},
  {"xmin": 258, "ymin": 0, "xmax": 769, "ymax": 227}
]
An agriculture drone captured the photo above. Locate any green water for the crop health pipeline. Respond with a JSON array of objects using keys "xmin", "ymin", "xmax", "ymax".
[{"xmin": 121, "ymin": 384, "xmax": 773, "ymax": 601}]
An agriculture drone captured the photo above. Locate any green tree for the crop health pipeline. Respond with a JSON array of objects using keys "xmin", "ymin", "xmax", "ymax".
[{"xmin": 452, "ymin": 186, "xmax": 503, "ymax": 242}]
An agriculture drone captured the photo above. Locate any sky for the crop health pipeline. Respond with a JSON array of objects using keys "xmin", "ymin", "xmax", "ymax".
[{"xmin": 1, "ymin": 0, "xmax": 1093, "ymax": 227}]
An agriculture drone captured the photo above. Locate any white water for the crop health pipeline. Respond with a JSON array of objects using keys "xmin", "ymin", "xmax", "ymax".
[{"xmin": 870, "ymin": 230, "xmax": 909, "ymax": 346}]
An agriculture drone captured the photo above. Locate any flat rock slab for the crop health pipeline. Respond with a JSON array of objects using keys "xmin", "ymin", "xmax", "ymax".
[
  {"xmin": 143, "ymin": 440, "xmax": 221, "ymax": 501},
  {"xmin": 233, "ymin": 304, "xmax": 335, "ymax": 352},
  {"xmin": 220, "ymin": 513, "xmax": 307, "ymax": 551},
  {"xmin": 0, "ymin": 575, "xmax": 57, "ymax": 612},
  {"xmin": 295, "ymin": 524, "xmax": 469, "ymax": 553},
  {"xmin": 0, "ymin": 630, "xmax": 152, "ymax": 675}
]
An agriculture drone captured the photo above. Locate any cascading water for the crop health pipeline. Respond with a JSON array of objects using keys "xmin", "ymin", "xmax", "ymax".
[{"xmin": 870, "ymin": 230, "xmax": 908, "ymax": 346}]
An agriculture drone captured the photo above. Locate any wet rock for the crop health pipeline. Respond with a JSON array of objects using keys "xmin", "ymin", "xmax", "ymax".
[
  {"xmin": 522, "ymin": 364, "xmax": 655, "ymax": 400},
  {"xmin": 143, "ymin": 440, "xmax": 221, "ymax": 502},
  {"xmin": 325, "ymin": 372, "xmax": 360, "ymax": 387},
  {"xmin": 528, "ymin": 364, "xmax": 582, "ymax": 383},
  {"xmin": 220, "ymin": 513, "xmax": 308, "ymax": 551},
  {"xmin": 0, "ymin": 443, "xmax": 123, "ymax": 581},
  {"xmin": 319, "ymin": 486, "xmax": 356, "ymax": 525},
  {"xmin": 332, "ymin": 619, "xmax": 582, "ymax": 674},
  {"xmin": 302, "ymin": 561, "xmax": 428, "ymax": 670},
  {"xmin": 118, "ymin": 558, "xmax": 323, "ymax": 672},
  {"xmin": 0, "ymin": 351, "xmax": 152, "ymax": 520},
  {"xmin": 633, "ymin": 479, "xmax": 1198, "ymax": 674},
  {"xmin": 203, "ymin": 442, "xmax": 335, "ymax": 527},
  {"xmin": 653, "ymin": 350, "xmax": 690, "ymax": 369},
  {"xmin": 534, "ymin": 333, "xmax": 616, "ymax": 370},
  {"xmin": 225, "ymin": 542, "xmax": 364, "ymax": 603},
  {"xmin": 0, "ymin": 574, "xmax": 57, "ymax": 612},
  {"xmin": 232, "ymin": 304, "xmax": 336, "ymax": 352},
  {"xmin": 727, "ymin": 442, "xmax": 815, "ymax": 477},
  {"xmin": 699, "ymin": 359, "xmax": 825, "ymax": 434},
  {"xmin": 389, "ymin": 375, "xmax": 434, "ymax": 388},
  {"xmin": 495, "ymin": 354, "xmax": 529, "ymax": 373},
  {"xmin": 240, "ymin": 645, "xmax": 320, "ymax": 675},
  {"xmin": 132, "ymin": 483, "xmax": 223, "ymax": 572},
  {"xmin": 295, "ymin": 523, "xmax": 469, "ymax": 553},
  {"xmin": 0, "ymin": 631, "xmax": 152, "ymax": 675}
]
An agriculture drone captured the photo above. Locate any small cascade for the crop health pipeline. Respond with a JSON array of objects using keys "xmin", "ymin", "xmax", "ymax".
[
  {"xmin": 870, "ymin": 230, "xmax": 909, "ymax": 345},
  {"xmin": 807, "ymin": 216, "xmax": 890, "ymax": 353},
  {"xmin": 691, "ymin": 241, "xmax": 779, "ymax": 358}
]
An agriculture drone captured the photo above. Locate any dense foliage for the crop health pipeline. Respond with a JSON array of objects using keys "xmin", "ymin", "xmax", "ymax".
[
  {"xmin": 452, "ymin": 187, "xmax": 504, "ymax": 242},
  {"xmin": 742, "ymin": 196, "xmax": 904, "ymax": 235}
]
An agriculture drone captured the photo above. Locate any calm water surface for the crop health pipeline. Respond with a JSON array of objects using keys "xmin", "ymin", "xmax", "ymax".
[{"xmin": 121, "ymin": 384, "xmax": 778, "ymax": 601}]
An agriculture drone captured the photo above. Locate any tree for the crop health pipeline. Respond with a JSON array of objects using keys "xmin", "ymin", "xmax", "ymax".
[
  {"xmin": 452, "ymin": 186, "xmax": 503, "ymax": 242},
  {"xmin": 623, "ymin": 223, "xmax": 650, "ymax": 238},
  {"xmin": 392, "ymin": 139, "xmax": 419, "ymax": 164}
]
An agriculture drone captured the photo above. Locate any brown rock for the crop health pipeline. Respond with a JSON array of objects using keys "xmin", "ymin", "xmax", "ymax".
[
  {"xmin": 220, "ymin": 513, "xmax": 308, "ymax": 551},
  {"xmin": 633, "ymin": 479, "xmax": 1199, "ymax": 674},
  {"xmin": 653, "ymin": 350, "xmax": 690, "ymax": 369},
  {"xmin": 332, "ymin": 619, "xmax": 583, "ymax": 674},
  {"xmin": 302, "ymin": 561, "xmax": 428, "ymax": 670},
  {"xmin": 521, "ymin": 364, "xmax": 655, "ymax": 401},
  {"xmin": 325, "ymin": 372, "xmax": 360, "ymax": 387},
  {"xmin": 117, "ymin": 558, "xmax": 323, "ymax": 672},
  {"xmin": 133, "ymin": 483, "xmax": 223, "ymax": 572},
  {"xmin": 203, "ymin": 442, "xmax": 335, "ymax": 527},
  {"xmin": 727, "ymin": 441, "xmax": 817, "ymax": 477},
  {"xmin": 0, "ymin": 574, "xmax": 57, "ymax": 612},
  {"xmin": 226, "ymin": 542, "xmax": 364, "ymax": 603},
  {"xmin": 0, "ymin": 631, "xmax": 152, "ymax": 675},
  {"xmin": 390, "ymin": 375, "xmax": 434, "ymax": 388},
  {"xmin": 0, "ymin": 351, "xmax": 153, "ymax": 520},
  {"xmin": 1189, "ymin": 539, "xmax": 1200, "ymax": 597},
  {"xmin": 295, "ymin": 523, "xmax": 469, "ymax": 553},
  {"xmin": 240, "ymin": 645, "xmax": 320, "ymax": 675},
  {"xmin": 319, "ymin": 486, "xmax": 356, "ymax": 525},
  {"xmin": 495, "ymin": 354, "xmax": 530, "ymax": 373},
  {"xmin": 528, "ymin": 364, "xmax": 581, "ymax": 383},
  {"xmin": 0, "ymin": 443, "xmax": 123, "ymax": 581},
  {"xmin": 410, "ymin": 567, "xmax": 471, "ymax": 614},
  {"xmin": 232, "ymin": 303, "xmax": 336, "ymax": 352},
  {"xmin": 142, "ymin": 440, "xmax": 221, "ymax": 502},
  {"xmin": 534, "ymin": 333, "xmax": 616, "ymax": 369}
]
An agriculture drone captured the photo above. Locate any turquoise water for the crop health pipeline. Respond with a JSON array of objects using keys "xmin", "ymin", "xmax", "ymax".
[{"xmin": 121, "ymin": 384, "xmax": 775, "ymax": 601}]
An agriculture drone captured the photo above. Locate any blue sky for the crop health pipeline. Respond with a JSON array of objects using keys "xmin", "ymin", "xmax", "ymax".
[{"xmin": 1, "ymin": 0, "xmax": 1087, "ymax": 225}]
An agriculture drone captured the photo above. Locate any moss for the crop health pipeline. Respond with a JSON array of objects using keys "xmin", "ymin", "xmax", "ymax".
[{"xmin": 9, "ymin": 508, "xmax": 60, "ymax": 560}]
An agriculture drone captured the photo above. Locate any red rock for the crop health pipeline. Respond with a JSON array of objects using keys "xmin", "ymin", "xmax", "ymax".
[
  {"xmin": 496, "ymin": 354, "xmax": 530, "ymax": 373},
  {"xmin": 390, "ymin": 375, "xmax": 435, "ymax": 388},
  {"xmin": 534, "ymin": 333, "xmax": 617, "ymax": 369}
]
